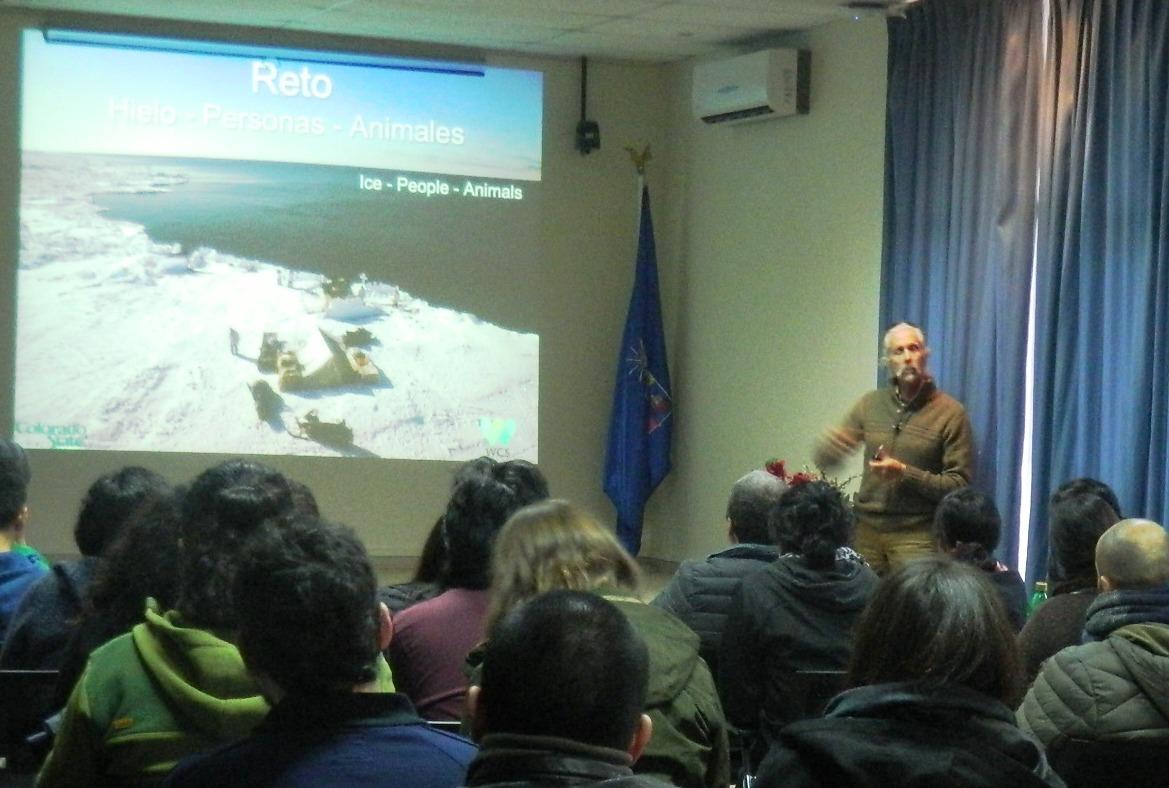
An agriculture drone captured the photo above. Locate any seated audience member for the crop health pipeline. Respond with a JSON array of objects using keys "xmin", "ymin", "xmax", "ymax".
[
  {"xmin": 379, "ymin": 516, "xmax": 446, "ymax": 615},
  {"xmin": 718, "ymin": 480, "xmax": 877, "ymax": 767},
  {"xmin": 1019, "ymin": 486, "xmax": 1119, "ymax": 679},
  {"xmin": 388, "ymin": 457, "xmax": 548, "ymax": 720},
  {"xmin": 758, "ymin": 558, "xmax": 1060, "ymax": 787},
  {"xmin": 480, "ymin": 500, "xmax": 730, "ymax": 788},
  {"xmin": 1018, "ymin": 518, "xmax": 1169, "ymax": 749},
  {"xmin": 166, "ymin": 514, "xmax": 475, "ymax": 787},
  {"xmin": 0, "ymin": 442, "xmax": 48, "ymax": 646},
  {"xmin": 1, "ymin": 466, "xmax": 170, "ymax": 672},
  {"xmin": 38, "ymin": 460, "xmax": 315, "ymax": 787},
  {"xmin": 466, "ymin": 590, "xmax": 668, "ymax": 788},
  {"xmin": 935, "ymin": 487, "xmax": 1027, "ymax": 630},
  {"xmin": 652, "ymin": 468, "xmax": 786, "ymax": 675},
  {"xmin": 52, "ymin": 491, "xmax": 185, "ymax": 709}
]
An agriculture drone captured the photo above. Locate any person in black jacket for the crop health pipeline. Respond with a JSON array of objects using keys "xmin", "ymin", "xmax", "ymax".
[
  {"xmin": 1, "ymin": 466, "xmax": 170, "ymax": 672},
  {"xmin": 718, "ymin": 480, "xmax": 878, "ymax": 769},
  {"xmin": 934, "ymin": 487, "xmax": 1027, "ymax": 630},
  {"xmin": 757, "ymin": 558, "xmax": 1061, "ymax": 788},
  {"xmin": 652, "ymin": 468, "xmax": 786, "ymax": 675},
  {"xmin": 466, "ymin": 589, "xmax": 668, "ymax": 788}
]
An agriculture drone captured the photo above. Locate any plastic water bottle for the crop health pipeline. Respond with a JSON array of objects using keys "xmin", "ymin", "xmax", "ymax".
[{"xmin": 1027, "ymin": 580, "xmax": 1049, "ymax": 618}]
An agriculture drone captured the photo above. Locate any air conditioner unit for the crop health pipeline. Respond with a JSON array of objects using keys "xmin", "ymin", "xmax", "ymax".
[{"xmin": 692, "ymin": 49, "xmax": 810, "ymax": 125}]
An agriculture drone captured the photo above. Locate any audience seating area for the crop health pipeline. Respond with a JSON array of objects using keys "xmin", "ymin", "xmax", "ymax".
[{"xmin": 0, "ymin": 450, "xmax": 1165, "ymax": 787}]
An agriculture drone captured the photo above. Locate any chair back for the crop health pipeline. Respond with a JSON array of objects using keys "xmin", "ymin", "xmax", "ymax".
[
  {"xmin": 0, "ymin": 669, "xmax": 61, "ymax": 775},
  {"xmin": 1048, "ymin": 736, "xmax": 1169, "ymax": 788},
  {"xmin": 790, "ymin": 669, "xmax": 846, "ymax": 719}
]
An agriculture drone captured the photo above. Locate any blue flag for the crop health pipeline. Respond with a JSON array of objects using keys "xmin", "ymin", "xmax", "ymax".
[{"xmin": 604, "ymin": 184, "xmax": 673, "ymax": 555}]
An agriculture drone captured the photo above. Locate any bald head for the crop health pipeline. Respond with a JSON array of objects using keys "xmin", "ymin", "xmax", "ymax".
[{"xmin": 1096, "ymin": 519, "xmax": 1169, "ymax": 591}]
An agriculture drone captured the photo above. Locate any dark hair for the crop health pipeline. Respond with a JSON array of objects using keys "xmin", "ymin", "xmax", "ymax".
[
  {"xmin": 443, "ymin": 458, "xmax": 549, "ymax": 589},
  {"xmin": 479, "ymin": 590, "xmax": 648, "ymax": 749},
  {"xmin": 84, "ymin": 491, "xmax": 184, "ymax": 636},
  {"xmin": 234, "ymin": 515, "xmax": 381, "ymax": 693},
  {"xmin": 1051, "ymin": 477, "xmax": 1122, "ymax": 519},
  {"xmin": 848, "ymin": 558, "xmax": 1023, "ymax": 706},
  {"xmin": 57, "ymin": 490, "xmax": 186, "ymax": 707},
  {"xmin": 770, "ymin": 481, "xmax": 854, "ymax": 570},
  {"xmin": 934, "ymin": 488, "xmax": 1001, "ymax": 570},
  {"xmin": 74, "ymin": 466, "xmax": 170, "ymax": 556},
  {"xmin": 176, "ymin": 460, "xmax": 296, "ymax": 627},
  {"xmin": 726, "ymin": 470, "xmax": 787, "ymax": 544},
  {"xmin": 287, "ymin": 479, "xmax": 320, "ymax": 518},
  {"xmin": 1048, "ymin": 493, "xmax": 1119, "ymax": 589},
  {"xmin": 0, "ymin": 439, "xmax": 31, "ymax": 486},
  {"xmin": 413, "ymin": 516, "xmax": 448, "ymax": 584},
  {"xmin": 0, "ymin": 465, "xmax": 27, "ymax": 526}
]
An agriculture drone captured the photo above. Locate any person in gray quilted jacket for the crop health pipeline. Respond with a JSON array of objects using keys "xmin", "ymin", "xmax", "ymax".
[
  {"xmin": 1017, "ymin": 518, "xmax": 1169, "ymax": 748},
  {"xmin": 651, "ymin": 468, "xmax": 786, "ymax": 676}
]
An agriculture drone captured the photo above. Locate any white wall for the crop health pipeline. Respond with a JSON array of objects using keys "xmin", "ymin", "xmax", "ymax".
[{"xmin": 643, "ymin": 18, "xmax": 888, "ymax": 561}]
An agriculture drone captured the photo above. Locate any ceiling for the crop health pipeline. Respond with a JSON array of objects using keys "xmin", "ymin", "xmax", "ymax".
[{"xmin": 0, "ymin": 0, "xmax": 898, "ymax": 62}]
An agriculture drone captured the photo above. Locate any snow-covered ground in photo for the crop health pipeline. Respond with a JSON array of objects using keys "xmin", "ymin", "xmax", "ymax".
[{"xmin": 15, "ymin": 153, "xmax": 538, "ymax": 460}]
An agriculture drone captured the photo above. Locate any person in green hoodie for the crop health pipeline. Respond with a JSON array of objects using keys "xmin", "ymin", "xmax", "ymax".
[
  {"xmin": 475, "ymin": 499, "xmax": 730, "ymax": 788},
  {"xmin": 38, "ymin": 460, "xmax": 307, "ymax": 786}
]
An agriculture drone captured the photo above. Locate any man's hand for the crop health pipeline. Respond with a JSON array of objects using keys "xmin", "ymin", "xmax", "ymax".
[
  {"xmin": 869, "ymin": 455, "xmax": 907, "ymax": 482},
  {"xmin": 816, "ymin": 428, "xmax": 860, "ymax": 467}
]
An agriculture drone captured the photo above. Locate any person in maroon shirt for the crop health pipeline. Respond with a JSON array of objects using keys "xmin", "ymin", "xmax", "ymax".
[{"xmin": 387, "ymin": 457, "xmax": 548, "ymax": 720}]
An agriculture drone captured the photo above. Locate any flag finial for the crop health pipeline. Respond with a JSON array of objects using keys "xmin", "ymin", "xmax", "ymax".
[{"xmin": 625, "ymin": 144, "xmax": 652, "ymax": 175}]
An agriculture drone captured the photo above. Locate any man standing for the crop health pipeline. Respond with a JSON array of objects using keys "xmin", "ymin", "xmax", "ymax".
[
  {"xmin": 813, "ymin": 322, "xmax": 973, "ymax": 573},
  {"xmin": 1018, "ymin": 518, "xmax": 1169, "ymax": 751}
]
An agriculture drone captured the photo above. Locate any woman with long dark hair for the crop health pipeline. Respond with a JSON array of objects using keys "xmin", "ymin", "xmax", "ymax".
[
  {"xmin": 756, "ymin": 558, "xmax": 1061, "ymax": 787},
  {"xmin": 934, "ymin": 487, "xmax": 1027, "ymax": 630}
]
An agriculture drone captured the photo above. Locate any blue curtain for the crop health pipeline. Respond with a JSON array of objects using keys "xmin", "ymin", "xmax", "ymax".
[
  {"xmin": 1028, "ymin": 0, "xmax": 1169, "ymax": 583},
  {"xmin": 881, "ymin": 0, "xmax": 1045, "ymax": 567}
]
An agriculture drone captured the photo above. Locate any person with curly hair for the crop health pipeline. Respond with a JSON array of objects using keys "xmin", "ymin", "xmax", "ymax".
[
  {"xmin": 38, "ymin": 460, "xmax": 321, "ymax": 786},
  {"xmin": 718, "ymin": 480, "xmax": 878, "ymax": 770},
  {"xmin": 166, "ymin": 514, "xmax": 475, "ymax": 787}
]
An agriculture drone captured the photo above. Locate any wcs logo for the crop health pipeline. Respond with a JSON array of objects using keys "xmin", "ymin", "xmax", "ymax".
[{"xmin": 480, "ymin": 418, "xmax": 517, "ymax": 454}]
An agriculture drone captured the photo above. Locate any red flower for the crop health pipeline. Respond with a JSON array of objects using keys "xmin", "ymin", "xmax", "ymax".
[
  {"xmin": 789, "ymin": 472, "xmax": 816, "ymax": 487},
  {"xmin": 765, "ymin": 459, "xmax": 789, "ymax": 482}
]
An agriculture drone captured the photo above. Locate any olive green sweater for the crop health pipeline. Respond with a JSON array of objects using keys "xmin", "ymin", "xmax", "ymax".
[{"xmin": 815, "ymin": 380, "xmax": 974, "ymax": 532}]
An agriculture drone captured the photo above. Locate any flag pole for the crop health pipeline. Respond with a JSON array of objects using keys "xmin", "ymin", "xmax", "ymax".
[{"xmin": 605, "ymin": 142, "xmax": 672, "ymax": 555}]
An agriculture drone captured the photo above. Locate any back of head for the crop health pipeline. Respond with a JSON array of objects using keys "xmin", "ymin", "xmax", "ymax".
[
  {"xmin": 486, "ymin": 499, "xmax": 640, "ymax": 634},
  {"xmin": 177, "ymin": 460, "xmax": 296, "ymax": 627},
  {"xmin": 85, "ymin": 490, "xmax": 184, "ymax": 632},
  {"xmin": 848, "ymin": 557, "xmax": 1022, "ymax": 706},
  {"xmin": 480, "ymin": 589, "xmax": 649, "ymax": 749},
  {"xmin": 0, "ymin": 439, "xmax": 31, "ymax": 487},
  {"xmin": 443, "ymin": 458, "xmax": 550, "ymax": 589},
  {"xmin": 0, "ymin": 464, "xmax": 27, "ymax": 529},
  {"xmin": 934, "ymin": 488, "xmax": 1002, "ymax": 569},
  {"xmin": 1048, "ymin": 493, "xmax": 1120, "ymax": 586},
  {"xmin": 771, "ymin": 480, "xmax": 854, "ymax": 570},
  {"xmin": 1051, "ymin": 477, "xmax": 1122, "ymax": 519},
  {"xmin": 1095, "ymin": 519, "xmax": 1169, "ymax": 591},
  {"xmin": 234, "ymin": 514, "xmax": 380, "ymax": 694},
  {"xmin": 74, "ymin": 466, "xmax": 170, "ymax": 556},
  {"xmin": 726, "ymin": 469, "xmax": 788, "ymax": 544}
]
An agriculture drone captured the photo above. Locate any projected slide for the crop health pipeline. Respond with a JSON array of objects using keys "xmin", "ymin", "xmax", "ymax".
[{"xmin": 15, "ymin": 31, "xmax": 541, "ymax": 461}]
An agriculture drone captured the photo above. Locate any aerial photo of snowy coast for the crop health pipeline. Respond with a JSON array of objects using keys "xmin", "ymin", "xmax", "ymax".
[{"xmin": 15, "ymin": 152, "xmax": 539, "ymax": 460}]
